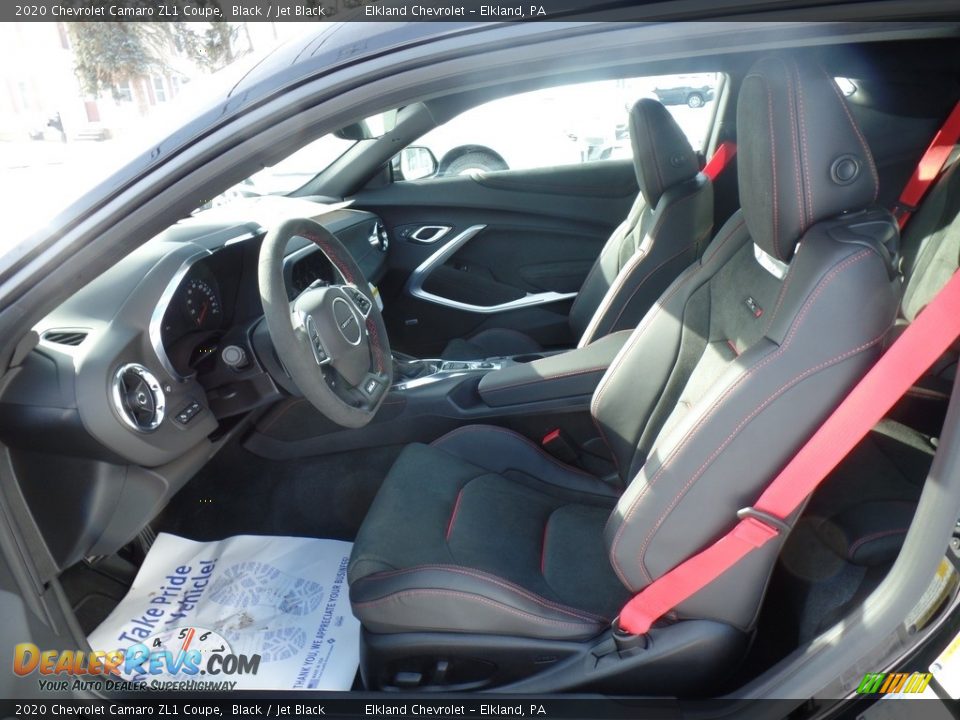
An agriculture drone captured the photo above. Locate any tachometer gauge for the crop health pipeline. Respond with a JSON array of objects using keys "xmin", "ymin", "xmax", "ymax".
[{"xmin": 183, "ymin": 278, "xmax": 222, "ymax": 330}]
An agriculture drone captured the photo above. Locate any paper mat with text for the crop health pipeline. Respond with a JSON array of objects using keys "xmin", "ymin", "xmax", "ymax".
[{"xmin": 88, "ymin": 533, "xmax": 359, "ymax": 690}]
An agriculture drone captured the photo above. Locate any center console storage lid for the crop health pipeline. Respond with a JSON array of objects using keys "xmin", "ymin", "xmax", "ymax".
[{"xmin": 478, "ymin": 330, "xmax": 630, "ymax": 408}]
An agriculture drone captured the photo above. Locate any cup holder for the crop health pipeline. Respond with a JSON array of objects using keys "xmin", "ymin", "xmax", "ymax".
[{"xmin": 511, "ymin": 354, "xmax": 544, "ymax": 363}]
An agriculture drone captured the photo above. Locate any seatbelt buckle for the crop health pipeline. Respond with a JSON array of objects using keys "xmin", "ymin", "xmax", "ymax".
[{"xmin": 541, "ymin": 428, "xmax": 579, "ymax": 464}]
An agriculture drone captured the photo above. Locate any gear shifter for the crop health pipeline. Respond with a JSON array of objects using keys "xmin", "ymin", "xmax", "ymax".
[{"xmin": 392, "ymin": 352, "xmax": 439, "ymax": 382}]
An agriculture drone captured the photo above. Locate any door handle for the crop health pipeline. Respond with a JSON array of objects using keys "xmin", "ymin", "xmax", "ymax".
[{"xmin": 409, "ymin": 225, "xmax": 452, "ymax": 244}]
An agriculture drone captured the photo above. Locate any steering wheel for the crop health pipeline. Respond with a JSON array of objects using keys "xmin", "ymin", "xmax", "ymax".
[{"xmin": 258, "ymin": 217, "xmax": 393, "ymax": 428}]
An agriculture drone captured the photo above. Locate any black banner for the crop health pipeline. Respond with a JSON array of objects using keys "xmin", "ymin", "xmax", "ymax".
[
  {"xmin": 4, "ymin": 0, "xmax": 624, "ymax": 23},
  {"xmin": 0, "ymin": 697, "xmax": 823, "ymax": 719},
  {"xmin": 5, "ymin": 0, "xmax": 960, "ymax": 23},
  {"xmin": 1, "ymin": 697, "xmax": 958, "ymax": 719}
]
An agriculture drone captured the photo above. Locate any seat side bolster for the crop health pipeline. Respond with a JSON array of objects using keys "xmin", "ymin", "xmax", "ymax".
[
  {"xmin": 431, "ymin": 425, "xmax": 619, "ymax": 498},
  {"xmin": 590, "ymin": 213, "xmax": 751, "ymax": 481},
  {"xmin": 580, "ymin": 176, "xmax": 714, "ymax": 346},
  {"xmin": 350, "ymin": 565, "xmax": 607, "ymax": 640}
]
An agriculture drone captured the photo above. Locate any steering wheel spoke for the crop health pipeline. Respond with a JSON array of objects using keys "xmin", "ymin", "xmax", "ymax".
[{"xmin": 259, "ymin": 218, "xmax": 393, "ymax": 428}]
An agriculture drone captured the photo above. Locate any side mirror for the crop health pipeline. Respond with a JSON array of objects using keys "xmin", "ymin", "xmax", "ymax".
[{"xmin": 395, "ymin": 146, "xmax": 438, "ymax": 181}]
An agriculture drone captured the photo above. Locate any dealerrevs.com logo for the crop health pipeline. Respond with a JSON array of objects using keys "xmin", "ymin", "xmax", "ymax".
[{"xmin": 14, "ymin": 627, "xmax": 260, "ymax": 692}]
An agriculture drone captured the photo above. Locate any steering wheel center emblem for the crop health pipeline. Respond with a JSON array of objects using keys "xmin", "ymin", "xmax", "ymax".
[{"xmin": 332, "ymin": 297, "xmax": 362, "ymax": 345}]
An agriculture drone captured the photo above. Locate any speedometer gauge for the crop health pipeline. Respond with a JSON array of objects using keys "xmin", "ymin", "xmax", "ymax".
[{"xmin": 183, "ymin": 278, "xmax": 222, "ymax": 330}]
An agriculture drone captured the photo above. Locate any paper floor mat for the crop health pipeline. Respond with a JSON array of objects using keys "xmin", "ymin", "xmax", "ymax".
[{"xmin": 88, "ymin": 533, "xmax": 358, "ymax": 690}]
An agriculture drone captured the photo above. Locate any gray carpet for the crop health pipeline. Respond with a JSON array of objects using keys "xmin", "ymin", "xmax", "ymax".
[{"xmin": 157, "ymin": 442, "xmax": 404, "ymax": 543}]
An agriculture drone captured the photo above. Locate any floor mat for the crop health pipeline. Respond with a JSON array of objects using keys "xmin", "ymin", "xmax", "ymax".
[
  {"xmin": 88, "ymin": 533, "xmax": 359, "ymax": 690},
  {"xmin": 61, "ymin": 558, "xmax": 137, "ymax": 634},
  {"xmin": 157, "ymin": 442, "xmax": 403, "ymax": 542}
]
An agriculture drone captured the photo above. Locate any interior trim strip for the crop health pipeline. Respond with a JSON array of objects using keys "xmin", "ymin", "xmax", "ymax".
[
  {"xmin": 405, "ymin": 224, "xmax": 577, "ymax": 314},
  {"xmin": 148, "ymin": 248, "xmax": 213, "ymax": 382}
]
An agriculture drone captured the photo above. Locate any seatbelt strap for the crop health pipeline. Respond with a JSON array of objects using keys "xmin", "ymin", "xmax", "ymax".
[
  {"xmin": 617, "ymin": 268, "xmax": 960, "ymax": 635},
  {"xmin": 702, "ymin": 141, "xmax": 737, "ymax": 181},
  {"xmin": 894, "ymin": 100, "xmax": 960, "ymax": 229}
]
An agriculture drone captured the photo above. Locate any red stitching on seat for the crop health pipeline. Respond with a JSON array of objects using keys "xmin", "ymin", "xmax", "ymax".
[
  {"xmin": 431, "ymin": 424, "xmax": 598, "ymax": 480},
  {"xmin": 847, "ymin": 528, "xmax": 909, "ymax": 561},
  {"xmin": 605, "ymin": 234, "xmax": 709, "ymax": 333},
  {"xmin": 636, "ymin": 326, "xmax": 888, "ymax": 581},
  {"xmin": 774, "ymin": 57, "xmax": 806, "ymax": 237},
  {"xmin": 743, "ymin": 73, "xmax": 781, "ymax": 259},
  {"xmin": 590, "ymin": 217, "xmax": 747, "ymax": 474},
  {"xmin": 606, "ymin": 249, "xmax": 873, "ymax": 587},
  {"xmin": 445, "ymin": 488, "xmax": 465, "ymax": 542},
  {"xmin": 764, "ymin": 73, "xmax": 781, "ymax": 260},
  {"xmin": 819, "ymin": 61, "xmax": 879, "ymax": 202},
  {"xmin": 580, "ymin": 189, "xmax": 710, "ymax": 345},
  {"xmin": 353, "ymin": 589, "xmax": 599, "ymax": 629},
  {"xmin": 353, "ymin": 564, "xmax": 606, "ymax": 622},
  {"xmin": 790, "ymin": 59, "xmax": 813, "ymax": 231}
]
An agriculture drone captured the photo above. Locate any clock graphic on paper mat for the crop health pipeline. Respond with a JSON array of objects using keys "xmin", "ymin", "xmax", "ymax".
[{"xmin": 119, "ymin": 626, "xmax": 233, "ymax": 681}]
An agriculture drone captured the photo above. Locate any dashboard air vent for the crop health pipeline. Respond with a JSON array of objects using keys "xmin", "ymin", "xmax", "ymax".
[
  {"xmin": 112, "ymin": 364, "xmax": 165, "ymax": 432},
  {"xmin": 369, "ymin": 221, "xmax": 389, "ymax": 252},
  {"xmin": 43, "ymin": 330, "xmax": 88, "ymax": 346}
]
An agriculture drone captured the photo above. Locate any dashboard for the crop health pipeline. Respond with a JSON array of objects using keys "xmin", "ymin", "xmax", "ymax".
[
  {"xmin": 14, "ymin": 203, "xmax": 386, "ymax": 456},
  {"xmin": 0, "ymin": 198, "xmax": 389, "ymax": 568}
]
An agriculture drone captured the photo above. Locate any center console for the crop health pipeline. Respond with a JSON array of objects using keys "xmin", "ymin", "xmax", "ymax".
[
  {"xmin": 246, "ymin": 332, "xmax": 632, "ymax": 460},
  {"xmin": 391, "ymin": 353, "xmax": 509, "ymax": 391},
  {"xmin": 390, "ymin": 330, "xmax": 629, "ymax": 408}
]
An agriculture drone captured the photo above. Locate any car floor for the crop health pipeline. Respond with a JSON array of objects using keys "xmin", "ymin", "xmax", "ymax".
[
  {"xmin": 60, "ymin": 440, "xmax": 402, "ymax": 637},
  {"xmin": 59, "ymin": 413, "xmax": 940, "ymax": 692},
  {"xmin": 154, "ymin": 440, "xmax": 403, "ymax": 543}
]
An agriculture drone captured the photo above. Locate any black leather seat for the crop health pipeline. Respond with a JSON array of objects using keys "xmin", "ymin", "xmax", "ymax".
[
  {"xmin": 441, "ymin": 99, "xmax": 714, "ymax": 360},
  {"xmin": 350, "ymin": 54, "xmax": 902, "ymax": 694}
]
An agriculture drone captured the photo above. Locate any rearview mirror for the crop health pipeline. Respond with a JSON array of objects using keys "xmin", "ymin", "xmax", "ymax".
[
  {"xmin": 395, "ymin": 146, "xmax": 438, "ymax": 181},
  {"xmin": 334, "ymin": 122, "xmax": 372, "ymax": 141}
]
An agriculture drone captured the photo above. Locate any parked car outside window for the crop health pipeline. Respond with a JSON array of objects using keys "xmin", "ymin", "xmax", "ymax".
[{"xmin": 403, "ymin": 73, "xmax": 720, "ymax": 178}]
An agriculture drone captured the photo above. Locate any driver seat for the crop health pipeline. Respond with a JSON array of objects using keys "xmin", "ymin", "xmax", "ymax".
[{"xmin": 349, "ymin": 54, "xmax": 901, "ymax": 694}]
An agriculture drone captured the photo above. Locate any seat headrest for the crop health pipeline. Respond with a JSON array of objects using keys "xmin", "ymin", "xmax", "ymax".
[
  {"xmin": 629, "ymin": 98, "xmax": 700, "ymax": 208},
  {"xmin": 737, "ymin": 54, "xmax": 879, "ymax": 263}
]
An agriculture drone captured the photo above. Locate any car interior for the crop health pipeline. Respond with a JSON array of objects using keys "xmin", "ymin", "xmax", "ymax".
[{"xmin": 1, "ymin": 31, "xmax": 960, "ymax": 698}]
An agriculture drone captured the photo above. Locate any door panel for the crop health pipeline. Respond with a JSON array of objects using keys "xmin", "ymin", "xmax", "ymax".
[{"xmin": 354, "ymin": 159, "xmax": 637, "ymax": 356}]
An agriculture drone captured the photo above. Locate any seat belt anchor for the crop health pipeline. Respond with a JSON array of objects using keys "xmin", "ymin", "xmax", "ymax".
[
  {"xmin": 892, "ymin": 201, "xmax": 918, "ymax": 223},
  {"xmin": 609, "ymin": 617, "xmax": 649, "ymax": 654},
  {"xmin": 736, "ymin": 506, "xmax": 790, "ymax": 535}
]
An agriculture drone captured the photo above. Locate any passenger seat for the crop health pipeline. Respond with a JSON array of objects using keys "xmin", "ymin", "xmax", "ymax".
[{"xmin": 442, "ymin": 99, "xmax": 714, "ymax": 359}]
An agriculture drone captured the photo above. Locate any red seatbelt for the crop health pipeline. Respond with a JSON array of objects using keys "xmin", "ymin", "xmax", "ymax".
[
  {"xmin": 702, "ymin": 141, "xmax": 737, "ymax": 181},
  {"xmin": 894, "ymin": 100, "xmax": 960, "ymax": 229},
  {"xmin": 618, "ymin": 268, "xmax": 960, "ymax": 635}
]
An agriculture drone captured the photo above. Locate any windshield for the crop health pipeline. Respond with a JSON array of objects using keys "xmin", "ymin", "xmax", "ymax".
[
  {"xmin": 192, "ymin": 133, "xmax": 356, "ymax": 213},
  {"xmin": 0, "ymin": 22, "xmax": 324, "ymax": 255}
]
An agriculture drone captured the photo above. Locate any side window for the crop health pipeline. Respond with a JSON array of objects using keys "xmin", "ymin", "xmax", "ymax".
[{"xmin": 400, "ymin": 73, "xmax": 720, "ymax": 180}]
